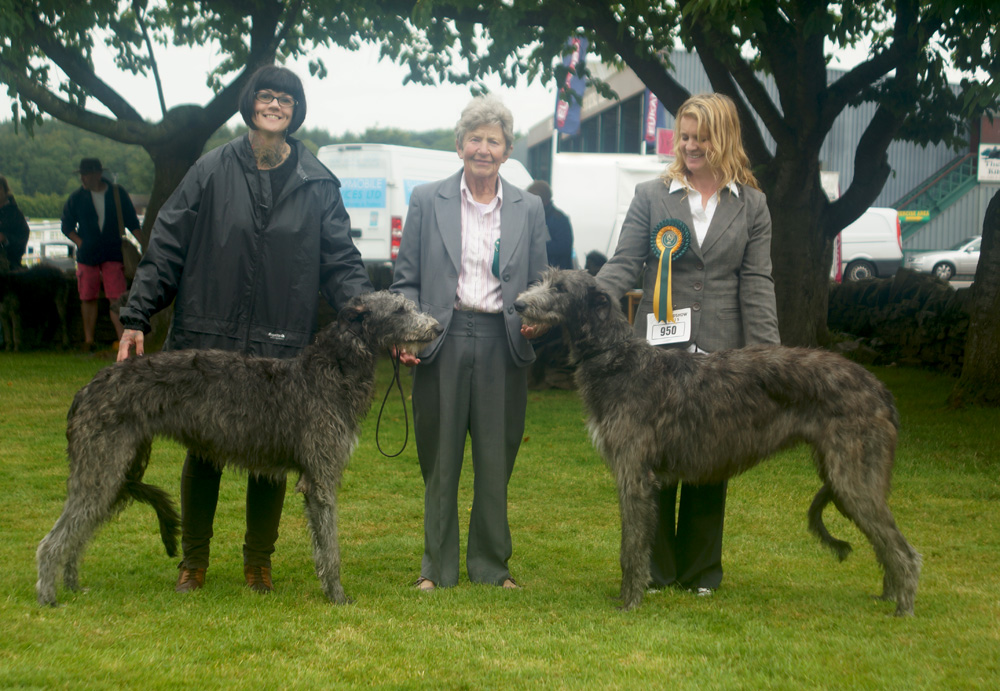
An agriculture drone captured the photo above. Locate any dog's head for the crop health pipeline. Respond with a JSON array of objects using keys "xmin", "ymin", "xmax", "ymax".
[
  {"xmin": 514, "ymin": 268, "xmax": 615, "ymax": 330},
  {"xmin": 339, "ymin": 290, "xmax": 442, "ymax": 352}
]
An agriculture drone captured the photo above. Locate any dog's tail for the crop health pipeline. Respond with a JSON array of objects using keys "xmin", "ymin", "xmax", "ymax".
[
  {"xmin": 807, "ymin": 484, "xmax": 852, "ymax": 561},
  {"xmin": 118, "ymin": 441, "xmax": 180, "ymax": 558}
]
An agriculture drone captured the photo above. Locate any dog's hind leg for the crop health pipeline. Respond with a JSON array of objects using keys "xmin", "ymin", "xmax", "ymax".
[
  {"xmin": 37, "ymin": 491, "xmax": 116, "ymax": 605},
  {"xmin": 299, "ymin": 476, "xmax": 350, "ymax": 604},
  {"xmin": 36, "ymin": 444, "xmax": 134, "ymax": 605},
  {"xmin": 615, "ymin": 464, "xmax": 659, "ymax": 611},
  {"xmin": 827, "ymin": 476, "xmax": 921, "ymax": 616}
]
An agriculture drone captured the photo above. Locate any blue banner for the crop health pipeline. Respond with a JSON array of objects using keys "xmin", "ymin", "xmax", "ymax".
[{"xmin": 554, "ymin": 37, "xmax": 588, "ymax": 135}]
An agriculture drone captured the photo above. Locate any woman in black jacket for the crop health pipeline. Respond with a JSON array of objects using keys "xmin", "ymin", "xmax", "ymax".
[
  {"xmin": 118, "ymin": 65, "xmax": 372, "ymax": 594},
  {"xmin": 0, "ymin": 174, "xmax": 30, "ymax": 269}
]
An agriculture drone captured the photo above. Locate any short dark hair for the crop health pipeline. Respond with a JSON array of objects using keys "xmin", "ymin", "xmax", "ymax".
[{"xmin": 239, "ymin": 64, "xmax": 307, "ymax": 134}]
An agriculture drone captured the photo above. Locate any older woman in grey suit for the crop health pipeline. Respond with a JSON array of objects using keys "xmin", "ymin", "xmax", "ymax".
[
  {"xmin": 392, "ymin": 95, "xmax": 548, "ymax": 591},
  {"xmin": 597, "ymin": 93, "xmax": 780, "ymax": 595}
]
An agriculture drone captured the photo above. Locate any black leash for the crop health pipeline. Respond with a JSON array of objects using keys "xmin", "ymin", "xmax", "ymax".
[{"xmin": 375, "ymin": 348, "xmax": 409, "ymax": 457}]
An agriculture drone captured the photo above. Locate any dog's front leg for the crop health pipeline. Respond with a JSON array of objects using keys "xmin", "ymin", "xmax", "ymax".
[
  {"xmin": 301, "ymin": 481, "xmax": 351, "ymax": 604},
  {"xmin": 615, "ymin": 466, "xmax": 658, "ymax": 611}
]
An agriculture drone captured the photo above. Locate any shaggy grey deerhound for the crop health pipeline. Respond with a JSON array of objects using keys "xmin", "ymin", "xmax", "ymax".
[
  {"xmin": 36, "ymin": 291, "xmax": 441, "ymax": 606},
  {"xmin": 514, "ymin": 269, "xmax": 921, "ymax": 616}
]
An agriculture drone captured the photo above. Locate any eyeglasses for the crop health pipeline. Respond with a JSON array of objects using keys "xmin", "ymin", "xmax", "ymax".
[{"xmin": 254, "ymin": 91, "xmax": 296, "ymax": 108}]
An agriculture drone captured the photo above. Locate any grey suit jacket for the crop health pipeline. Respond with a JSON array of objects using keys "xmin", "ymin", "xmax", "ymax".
[
  {"xmin": 391, "ymin": 169, "xmax": 549, "ymax": 365},
  {"xmin": 597, "ymin": 178, "xmax": 780, "ymax": 352}
]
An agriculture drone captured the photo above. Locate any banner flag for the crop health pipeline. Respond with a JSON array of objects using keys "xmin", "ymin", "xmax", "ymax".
[
  {"xmin": 554, "ymin": 37, "xmax": 589, "ymax": 135},
  {"xmin": 643, "ymin": 89, "xmax": 667, "ymax": 144}
]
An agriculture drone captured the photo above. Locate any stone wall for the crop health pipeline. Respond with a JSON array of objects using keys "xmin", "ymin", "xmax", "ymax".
[{"xmin": 827, "ymin": 268, "xmax": 972, "ymax": 375}]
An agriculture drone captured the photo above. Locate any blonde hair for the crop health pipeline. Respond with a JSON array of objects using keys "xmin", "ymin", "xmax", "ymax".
[{"xmin": 664, "ymin": 93, "xmax": 759, "ymax": 191}]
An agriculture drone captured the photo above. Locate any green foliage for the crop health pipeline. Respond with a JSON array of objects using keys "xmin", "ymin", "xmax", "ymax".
[
  {"xmin": 0, "ymin": 118, "xmax": 154, "ymax": 197},
  {"xmin": 1, "ymin": 353, "xmax": 998, "ymax": 687},
  {"xmin": 14, "ymin": 193, "xmax": 64, "ymax": 220}
]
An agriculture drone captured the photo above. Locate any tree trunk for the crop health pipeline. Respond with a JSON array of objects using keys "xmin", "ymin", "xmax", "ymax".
[
  {"xmin": 949, "ymin": 188, "xmax": 1000, "ymax": 407},
  {"xmin": 129, "ymin": 107, "xmax": 219, "ymax": 353},
  {"xmin": 761, "ymin": 156, "xmax": 833, "ymax": 347},
  {"xmin": 137, "ymin": 107, "xmax": 219, "ymax": 250}
]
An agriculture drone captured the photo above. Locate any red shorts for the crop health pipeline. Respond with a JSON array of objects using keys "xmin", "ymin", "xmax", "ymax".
[{"xmin": 76, "ymin": 261, "xmax": 127, "ymax": 301}]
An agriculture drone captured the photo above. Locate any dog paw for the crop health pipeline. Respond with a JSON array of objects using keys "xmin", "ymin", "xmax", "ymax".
[{"xmin": 325, "ymin": 586, "xmax": 352, "ymax": 605}]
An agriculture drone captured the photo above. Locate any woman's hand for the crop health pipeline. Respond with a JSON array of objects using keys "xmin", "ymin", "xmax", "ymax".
[
  {"xmin": 391, "ymin": 346, "xmax": 420, "ymax": 367},
  {"xmin": 117, "ymin": 329, "xmax": 144, "ymax": 361},
  {"xmin": 521, "ymin": 323, "xmax": 550, "ymax": 339}
]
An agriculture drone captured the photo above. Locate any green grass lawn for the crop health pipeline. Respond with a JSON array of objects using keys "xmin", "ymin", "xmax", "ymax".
[{"xmin": 1, "ymin": 350, "xmax": 998, "ymax": 689}]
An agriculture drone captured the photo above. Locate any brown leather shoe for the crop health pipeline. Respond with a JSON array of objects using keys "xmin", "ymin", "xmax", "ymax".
[
  {"xmin": 175, "ymin": 565, "xmax": 206, "ymax": 593},
  {"xmin": 244, "ymin": 564, "xmax": 274, "ymax": 593}
]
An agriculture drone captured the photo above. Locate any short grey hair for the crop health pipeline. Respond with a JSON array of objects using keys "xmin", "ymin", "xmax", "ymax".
[{"xmin": 455, "ymin": 94, "xmax": 515, "ymax": 153}]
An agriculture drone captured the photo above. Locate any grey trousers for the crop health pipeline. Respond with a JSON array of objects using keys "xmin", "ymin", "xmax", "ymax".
[{"xmin": 412, "ymin": 310, "xmax": 528, "ymax": 587}]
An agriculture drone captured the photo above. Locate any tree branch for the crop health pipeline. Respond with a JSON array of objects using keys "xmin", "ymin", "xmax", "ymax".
[
  {"xmin": 133, "ymin": 0, "xmax": 167, "ymax": 119},
  {"xmin": 28, "ymin": 12, "xmax": 145, "ymax": 123},
  {"xmin": 0, "ymin": 58, "xmax": 150, "ymax": 144}
]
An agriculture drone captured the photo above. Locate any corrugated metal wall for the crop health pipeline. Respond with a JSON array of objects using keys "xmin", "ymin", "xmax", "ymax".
[{"xmin": 903, "ymin": 184, "xmax": 1000, "ymax": 251}]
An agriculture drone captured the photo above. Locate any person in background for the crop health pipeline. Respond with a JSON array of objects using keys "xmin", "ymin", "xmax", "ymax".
[
  {"xmin": 597, "ymin": 93, "xmax": 780, "ymax": 596},
  {"xmin": 392, "ymin": 95, "xmax": 549, "ymax": 591},
  {"xmin": 117, "ymin": 64, "xmax": 372, "ymax": 595},
  {"xmin": 0, "ymin": 174, "xmax": 30, "ymax": 270},
  {"xmin": 524, "ymin": 179, "xmax": 577, "ymax": 389},
  {"xmin": 60, "ymin": 158, "xmax": 141, "ymax": 349},
  {"xmin": 526, "ymin": 180, "xmax": 574, "ymax": 270}
]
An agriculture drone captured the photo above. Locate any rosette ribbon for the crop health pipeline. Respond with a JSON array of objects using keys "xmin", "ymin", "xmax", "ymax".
[{"xmin": 650, "ymin": 219, "xmax": 691, "ymax": 323}]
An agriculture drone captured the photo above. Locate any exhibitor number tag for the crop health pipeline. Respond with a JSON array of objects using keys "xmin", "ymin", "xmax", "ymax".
[{"xmin": 646, "ymin": 308, "xmax": 691, "ymax": 345}]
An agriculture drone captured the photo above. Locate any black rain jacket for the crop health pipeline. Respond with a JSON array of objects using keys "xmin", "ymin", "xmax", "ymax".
[{"xmin": 120, "ymin": 135, "xmax": 372, "ymax": 358}]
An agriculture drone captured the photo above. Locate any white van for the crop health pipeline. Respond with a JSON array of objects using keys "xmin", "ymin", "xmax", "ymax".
[
  {"xmin": 833, "ymin": 207, "xmax": 902, "ymax": 281},
  {"xmin": 550, "ymin": 152, "xmax": 671, "ymax": 261},
  {"xmin": 316, "ymin": 143, "xmax": 534, "ymax": 284}
]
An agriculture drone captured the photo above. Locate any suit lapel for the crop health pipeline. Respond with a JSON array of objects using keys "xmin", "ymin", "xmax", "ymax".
[
  {"xmin": 434, "ymin": 170, "xmax": 464, "ymax": 272},
  {"xmin": 700, "ymin": 188, "xmax": 744, "ymax": 256},
  {"xmin": 660, "ymin": 186, "xmax": 701, "ymax": 260},
  {"xmin": 499, "ymin": 177, "xmax": 525, "ymax": 274}
]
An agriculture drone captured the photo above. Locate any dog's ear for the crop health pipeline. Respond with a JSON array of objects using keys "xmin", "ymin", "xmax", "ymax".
[
  {"xmin": 588, "ymin": 286, "xmax": 612, "ymax": 322},
  {"xmin": 338, "ymin": 302, "xmax": 369, "ymax": 326}
]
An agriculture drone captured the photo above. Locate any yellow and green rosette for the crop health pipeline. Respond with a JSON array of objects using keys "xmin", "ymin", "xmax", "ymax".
[{"xmin": 650, "ymin": 219, "xmax": 691, "ymax": 323}]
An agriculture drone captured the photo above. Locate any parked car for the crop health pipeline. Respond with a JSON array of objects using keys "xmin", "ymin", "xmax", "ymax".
[{"xmin": 905, "ymin": 236, "xmax": 981, "ymax": 281}]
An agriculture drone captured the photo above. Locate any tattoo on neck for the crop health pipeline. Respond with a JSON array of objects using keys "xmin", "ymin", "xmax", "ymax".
[{"xmin": 255, "ymin": 144, "xmax": 287, "ymax": 169}]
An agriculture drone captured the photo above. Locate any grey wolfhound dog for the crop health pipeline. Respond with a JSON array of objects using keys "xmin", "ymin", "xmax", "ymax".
[
  {"xmin": 36, "ymin": 291, "xmax": 441, "ymax": 606},
  {"xmin": 514, "ymin": 269, "xmax": 921, "ymax": 616}
]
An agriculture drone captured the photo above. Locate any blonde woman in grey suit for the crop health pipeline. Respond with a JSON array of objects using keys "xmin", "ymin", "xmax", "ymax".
[{"xmin": 596, "ymin": 93, "xmax": 780, "ymax": 596}]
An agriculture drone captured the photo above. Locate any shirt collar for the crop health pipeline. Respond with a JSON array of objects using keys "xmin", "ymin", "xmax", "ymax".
[
  {"xmin": 669, "ymin": 178, "xmax": 740, "ymax": 197},
  {"xmin": 460, "ymin": 172, "xmax": 504, "ymax": 206}
]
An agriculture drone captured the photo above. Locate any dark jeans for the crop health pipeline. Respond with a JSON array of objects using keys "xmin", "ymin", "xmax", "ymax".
[{"xmin": 179, "ymin": 452, "xmax": 286, "ymax": 569}]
